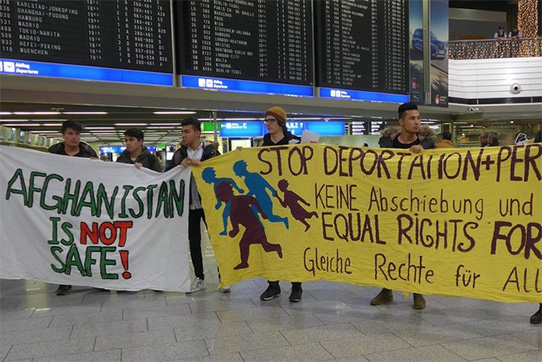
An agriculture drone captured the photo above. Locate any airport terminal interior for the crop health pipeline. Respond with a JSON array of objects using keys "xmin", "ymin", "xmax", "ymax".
[{"xmin": 1, "ymin": 0, "xmax": 542, "ymax": 361}]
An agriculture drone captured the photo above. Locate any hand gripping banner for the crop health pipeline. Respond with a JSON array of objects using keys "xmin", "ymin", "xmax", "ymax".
[
  {"xmin": 0, "ymin": 146, "xmax": 191, "ymax": 292},
  {"xmin": 192, "ymin": 143, "xmax": 542, "ymax": 303}
]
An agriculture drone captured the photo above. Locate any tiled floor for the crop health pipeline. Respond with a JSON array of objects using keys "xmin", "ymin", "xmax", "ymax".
[{"xmin": 2, "ymin": 231, "xmax": 542, "ymax": 361}]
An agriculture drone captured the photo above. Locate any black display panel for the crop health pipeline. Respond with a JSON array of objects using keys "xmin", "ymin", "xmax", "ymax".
[
  {"xmin": 177, "ymin": 0, "xmax": 313, "ymax": 86},
  {"xmin": 315, "ymin": 0, "xmax": 408, "ymax": 94},
  {"xmin": 0, "ymin": 0, "xmax": 172, "ymax": 72}
]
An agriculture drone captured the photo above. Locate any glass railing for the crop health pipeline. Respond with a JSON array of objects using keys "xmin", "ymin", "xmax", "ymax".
[{"xmin": 449, "ymin": 37, "xmax": 542, "ymax": 59}]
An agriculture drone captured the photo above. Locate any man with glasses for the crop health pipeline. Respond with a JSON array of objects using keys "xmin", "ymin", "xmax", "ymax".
[{"xmin": 259, "ymin": 106, "xmax": 304, "ymax": 302}]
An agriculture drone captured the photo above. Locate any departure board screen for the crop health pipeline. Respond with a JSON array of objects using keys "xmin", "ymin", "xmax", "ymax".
[
  {"xmin": 0, "ymin": 0, "xmax": 172, "ymax": 73},
  {"xmin": 177, "ymin": 0, "xmax": 313, "ymax": 87},
  {"xmin": 315, "ymin": 0, "xmax": 408, "ymax": 95}
]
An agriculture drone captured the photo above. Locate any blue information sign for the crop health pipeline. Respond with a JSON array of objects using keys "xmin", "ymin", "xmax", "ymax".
[
  {"xmin": 319, "ymin": 88, "xmax": 409, "ymax": 103},
  {"xmin": 182, "ymin": 75, "xmax": 314, "ymax": 97},
  {"xmin": 0, "ymin": 59, "xmax": 173, "ymax": 86}
]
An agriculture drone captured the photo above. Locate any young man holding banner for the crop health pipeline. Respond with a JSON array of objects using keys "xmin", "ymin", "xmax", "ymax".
[
  {"xmin": 116, "ymin": 128, "xmax": 162, "ymax": 172},
  {"xmin": 48, "ymin": 120, "xmax": 98, "ymax": 295},
  {"xmin": 166, "ymin": 118, "xmax": 220, "ymax": 294},
  {"xmin": 259, "ymin": 106, "xmax": 304, "ymax": 303},
  {"xmin": 374, "ymin": 102, "xmax": 435, "ymax": 310}
]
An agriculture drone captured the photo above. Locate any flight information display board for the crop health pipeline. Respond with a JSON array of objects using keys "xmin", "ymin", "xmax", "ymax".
[
  {"xmin": 0, "ymin": 0, "xmax": 173, "ymax": 84},
  {"xmin": 177, "ymin": 0, "xmax": 314, "ymax": 96},
  {"xmin": 315, "ymin": 0, "xmax": 409, "ymax": 98}
]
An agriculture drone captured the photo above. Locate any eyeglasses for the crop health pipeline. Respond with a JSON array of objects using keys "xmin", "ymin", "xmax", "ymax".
[{"xmin": 264, "ymin": 118, "xmax": 277, "ymax": 124}]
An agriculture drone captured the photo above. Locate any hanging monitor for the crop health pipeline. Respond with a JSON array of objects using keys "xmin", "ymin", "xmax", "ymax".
[
  {"xmin": 176, "ymin": 0, "xmax": 314, "ymax": 97},
  {"xmin": 0, "ymin": 0, "xmax": 173, "ymax": 85}
]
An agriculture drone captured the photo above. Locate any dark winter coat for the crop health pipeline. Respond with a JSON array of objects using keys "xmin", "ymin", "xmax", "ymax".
[
  {"xmin": 378, "ymin": 126, "xmax": 436, "ymax": 149},
  {"xmin": 116, "ymin": 146, "xmax": 162, "ymax": 172},
  {"xmin": 48, "ymin": 142, "xmax": 98, "ymax": 158}
]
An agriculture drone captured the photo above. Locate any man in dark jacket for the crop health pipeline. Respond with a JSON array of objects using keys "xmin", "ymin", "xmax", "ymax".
[
  {"xmin": 166, "ymin": 118, "xmax": 220, "ymax": 294},
  {"xmin": 48, "ymin": 120, "xmax": 98, "ymax": 295},
  {"xmin": 373, "ymin": 102, "xmax": 435, "ymax": 310},
  {"xmin": 258, "ymin": 106, "xmax": 304, "ymax": 303},
  {"xmin": 116, "ymin": 128, "xmax": 161, "ymax": 172}
]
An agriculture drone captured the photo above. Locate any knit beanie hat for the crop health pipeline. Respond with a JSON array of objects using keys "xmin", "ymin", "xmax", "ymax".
[{"xmin": 265, "ymin": 106, "xmax": 287, "ymax": 126}]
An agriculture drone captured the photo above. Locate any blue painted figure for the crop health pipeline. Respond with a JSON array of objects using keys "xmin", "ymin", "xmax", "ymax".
[
  {"xmin": 232, "ymin": 160, "xmax": 289, "ymax": 229},
  {"xmin": 202, "ymin": 167, "xmax": 244, "ymax": 235}
]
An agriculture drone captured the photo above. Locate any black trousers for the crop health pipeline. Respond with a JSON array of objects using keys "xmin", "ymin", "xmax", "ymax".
[{"xmin": 189, "ymin": 208, "xmax": 206, "ymax": 280}]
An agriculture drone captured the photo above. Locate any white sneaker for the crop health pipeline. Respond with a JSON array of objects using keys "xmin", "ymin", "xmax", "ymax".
[
  {"xmin": 220, "ymin": 285, "xmax": 231, "ymax": 293},
  {"xmin": 187, "ymin": 278, "xmax": 205, "ymax": 294}
]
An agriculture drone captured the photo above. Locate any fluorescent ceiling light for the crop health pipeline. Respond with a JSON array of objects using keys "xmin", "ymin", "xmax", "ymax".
[
  {"xmin": 0, "ymin": 112, "xmax": 12, "ymax": 115},
  {"xmin": 0, "ymin": 119, "xmax": 30, "ymax": 122},
  {"xmin": 13, "ymin": 111, "xmax": 61, "ymax": 115},
  {"xmin": 41, "ymin": 123, "xmax": 63, "ymax": 127},
  {"xmin": 114, "ymin": 123, "xmax": 148, "ymax": 126},
  {"xmin": 148, "ymin": 123, "xmax": 180, "ymax": 126},
  {"xmin": 2, "ymin": 123, "xmax": 42, "ymax": 127},
  {"xmin": 31, "ymin": 130, "xmax": 59, "ymax": 133},
  {"xmin": 63, "ymin": 111, "xmax": 109, "ymax": 115},
  {"xmin": 153, "ymin": 111, "xmax": 196, "ymax": 115},
  {"xmin": 86, "ymin": 126, "xmax": 115, "ymax": 130},
  {"xmin": 147, "ymin": 126, "xmax": 175, "ymax": 129}
]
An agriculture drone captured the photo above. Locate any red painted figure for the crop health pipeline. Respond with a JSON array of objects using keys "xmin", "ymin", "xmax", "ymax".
[
  {"xmin": 276, "ymin": 179, "xmax": 318, "ymax": 231},
  {"xmin": 216, "ymin": 182, "xmax": 283, "ymax": 270}
]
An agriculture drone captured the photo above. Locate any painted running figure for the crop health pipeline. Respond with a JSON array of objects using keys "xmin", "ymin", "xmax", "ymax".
[{"xmin": 276, "ymin": 179, "xmax": 318, "ymax": 231}]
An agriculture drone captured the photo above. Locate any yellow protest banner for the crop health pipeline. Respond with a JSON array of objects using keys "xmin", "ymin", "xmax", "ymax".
[{"xmin": 192, "ymin": 144, "xmax": 542, "ymax": 303}]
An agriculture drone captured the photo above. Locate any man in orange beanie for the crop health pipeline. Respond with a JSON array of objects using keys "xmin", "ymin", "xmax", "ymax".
[{"xmin": 259, "ymin": 106, "xmax": 303, "ymax": 302}]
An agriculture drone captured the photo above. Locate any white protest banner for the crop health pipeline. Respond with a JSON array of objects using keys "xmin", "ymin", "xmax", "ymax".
[{"xmin": 0, "ymin": 146, "xmax": 191, "ymax": 292}]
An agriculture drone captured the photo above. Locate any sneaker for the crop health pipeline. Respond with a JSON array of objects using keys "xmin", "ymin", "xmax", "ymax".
[
  {"xmin": 186, "ymin": 278, "xmax": 205, "ymax": 294},
  {"xmin": 289, "ymin": 285, "xmax": 303, "ymax": 302},
  {"xmin": 530, "ymin": 304, "xmax": 542, "ymax": 324},
  {"xmin": 370, "ymin": 288, "xmax": 393, "ymax": 305},
  {"xmin": 413, "ymin": 293, "xmax": 426, "ymax": 310},
  {"xmin": 220, "ymin": 285, "xmax": 231, "ymax": 293},
  {"xmin": 55, "ymin": 285, "xmax": 72, "ymax": 296},
  {"xmin": 260, "ymin": 283, "xmax": 281, "ymax": 301}
]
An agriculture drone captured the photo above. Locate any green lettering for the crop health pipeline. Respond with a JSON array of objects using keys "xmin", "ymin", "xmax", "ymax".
[
  {"xmin": 74, "ymin": 181, "xmax": 97, "ymax": 217},
  {"xmin": 146, "ymin": 185, "xmax": 158, "ymax": 219},
  {"xmin": 61, "ymin": 178, "xmax": 81, "ymax": 215},
  {"xmin": 40, "ymin": 173, "xmax": 64, "ymax": 211},
  {"xmin": 60, "ymin": 221, "xmax": 74, "ymax": 246},
  {"xmin": 129, "ymin": 186, "xmax": 146, "ymax": 218},
  {"xmin": 118, "ymin": 185, "xmax": 133, "ymax": 218},
  {"xmin": 47, "ymin": 217, "xmax": 61, "ymax": 244},
  {"xmin": 27, "ymin": 171, "xmax": 46, "ymax": 208},
  {"xmin": 5, "ymin": 168, "xmax": 27, "ymax": 205},
  {"xmin": 50, "ymin": 246, "xmax": 66, "ymax": 273},
  {"xmin": 64, "ymin": 244, "xmax": 86, "ymax": 276},
  {"xmin": 100, "ymin": 247, "xmax": 118, "ymax": 279},
  {"xmin": 83, "ymin": 246, "xmax": 101, "ymax": 277},
  {"xmin": 155, "ymin": 181, "xmax": 170, "ymax": 218},
  {"xmin": 169, "ymin": 179, "xmax": 185, "ymax": 217},
  {"xmin": 96, "ymin": 183, "xmax": 117, "ymax": 219}
]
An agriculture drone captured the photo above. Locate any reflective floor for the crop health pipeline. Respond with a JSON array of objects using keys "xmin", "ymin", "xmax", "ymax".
[{"xmin": 2, "ymin": 232, "xmax": 542, "ymax": 361}]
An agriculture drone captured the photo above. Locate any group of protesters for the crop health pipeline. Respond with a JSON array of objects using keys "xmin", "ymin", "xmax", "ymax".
[{"xmin": 48, "ymin": 102, "xmax": 542, "ymax": 324}]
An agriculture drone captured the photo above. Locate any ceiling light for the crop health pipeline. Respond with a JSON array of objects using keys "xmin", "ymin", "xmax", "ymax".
[
  {"xmin": 86, "ymin": 126, "xmax": 115, "ymax": 130},
  {"xmin": 147, "ymin": 126, "xmax": 175, "ymax": 129},
  {"xmin": 2, "ymin": 123, "xmax": 42, "ymax": 127},
  {"xmin": 0, "ymin": 119, "xmax": 30, "ymax": 122},
  {"xmin": 114, "ymin": 123, "xmax": 148, "ymax": 126},
  {"xmin": 0, "ymin": 112, "xmax": 12, "ymax": 115},
  {"xmin": 153, "ymin": 111, "xmax": 196, "ymax": 115},
  {"xmin": 148, "ymin": 123, "xmax": 180, "ymax": 126},
  {"xmin": 13, "ymin": 111, "xmax": 61, "ymax": 115},
  {"xmin": 62, "ymin": 111, "xmax": 109, "ymax": 115},
  {"xmin": 41, "ymin": 123, "xmax": 63, "ymax": 127},
  {"xmin": 31, "ymin": 130, "xmax": 59, "ymax": 133}
]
